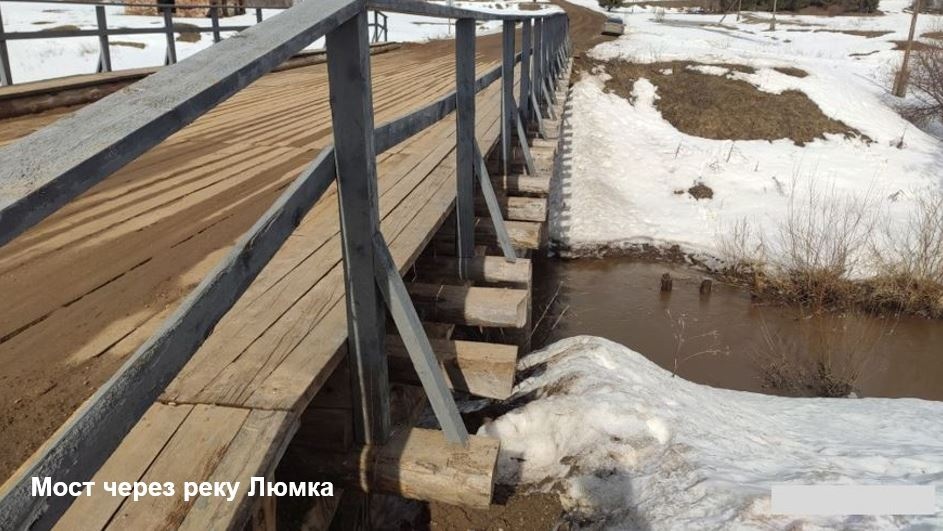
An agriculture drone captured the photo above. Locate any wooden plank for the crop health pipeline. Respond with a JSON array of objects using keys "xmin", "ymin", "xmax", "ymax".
[
  {"xmin": 387, "ymin": 337, "xmax": 517, "ymax": 399},
  {"xmin": 496, "ymin": 174, "xmax": 551, "ymax": 196},
  {"xmin": 297, "ymin": 427, "xmax": 500, "ymax": 510},
  {"xmin": 104, "ymin": 405, "xmax": 249, "ymax": 530},
  {"xmin": 406, "ymin": 283, "xmax": 528, "ymax": 328},
  {"xmin": 54, "ymin": 403, "xmax": 193, "ymax": 530},
  {"xmin": 0, "ymin": 0, "xmax": 361, "ymax": 247},
  {"xmin": 476, "ymin": 195, "xmax": 547, "ymax": 222},
  {"xmin": 178, "ymin": 409, "xmax": 297, "ymax": 531}
]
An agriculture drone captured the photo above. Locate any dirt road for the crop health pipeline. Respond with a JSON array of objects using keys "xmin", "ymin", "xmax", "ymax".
[{"xmin": 0, "ymin": 0, "xmax": 606, "ymax": 483}]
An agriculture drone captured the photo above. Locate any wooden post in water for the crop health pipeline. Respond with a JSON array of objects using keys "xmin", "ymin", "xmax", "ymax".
[
  {"xmin": 327, "ymin": 9, "xmax": 391, "ymax": 446},
  {"xmin": 661, "ymin": 273, "xmax": 673, "ymax": 292},
  {"xmin": 501, "ymin": 20, "xmax": 515, "ymax": 176},
  {"xmin": 455, "ymin": 18, "xmax": 476, "ymax": 278}
]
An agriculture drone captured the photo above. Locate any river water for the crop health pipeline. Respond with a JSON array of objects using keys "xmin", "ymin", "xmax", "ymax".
[{"xmin": 532, "ymin": 257, "xmax": 943, "ymax": 401}]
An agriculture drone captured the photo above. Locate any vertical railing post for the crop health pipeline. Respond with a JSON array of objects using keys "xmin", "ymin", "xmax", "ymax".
[
  {"xmin": 533, "ymin": 17, "xmax": 543, "ymax": 116},
  {"xmin": 326, "ymin": 9, "xmax": 390, "ymax": 446},
  {"xmin": 0, "ymin": 5, "xmax": 12, "ymax": 86},
  {"xmin": 501, "ymin": 20, "xmax": 514, "ymax": 176},
  {"xmin": 162, "ymin": 6, "xmax": 177, "ymax": 65},
  {"xmin": 211, "ymin": 6, "xmax": 221, "ymax": 43},
  {"xmin": 255, "ymin": 7, "xmax": 263, "ymax": 23},
  {"xmin": 520, "ymin": 18, "xmax": 531, "ymax": 126},
  {"xmin": 95, "ymin": 6, "xmax": 112, "ymax": 73},
  {"xmin": 455, "ymin": 18, "xmax": 476, "ymax": 278}
]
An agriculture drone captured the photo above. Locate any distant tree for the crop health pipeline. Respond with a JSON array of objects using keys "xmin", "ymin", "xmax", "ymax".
[{"xmin": 598, "ymin": 0, "xmax": 622, "ymax": 11}]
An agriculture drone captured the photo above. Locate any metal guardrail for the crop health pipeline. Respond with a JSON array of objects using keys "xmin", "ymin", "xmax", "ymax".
[
  {"xmin": 0, "ymin": 0, "xmax": 389, "ymax": 85},
  {"xmin": 0, "ymin": 0, "xmax": 569, "ymax": 527}
]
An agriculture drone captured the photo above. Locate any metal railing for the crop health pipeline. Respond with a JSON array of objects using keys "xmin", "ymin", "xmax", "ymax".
[
  {"xmin": 0, "ymin": 0, "xmax": 569, "ymax": 527},
  {"xmin": 0, "ymin": 0, "xmax": 389, "ymax": 86}
]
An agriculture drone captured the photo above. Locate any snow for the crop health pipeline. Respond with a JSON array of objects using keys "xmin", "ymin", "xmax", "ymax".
[
  {"xmin": 0, "ymin": 0, "xmax": 561, "ymax": 84},
  {"xmin": 551, "ymin": 0, "xmax": 943, "ymax": 271},
  {"xmin": 480, "ymin": 335, "xmax": 943, "ymax": 529}
]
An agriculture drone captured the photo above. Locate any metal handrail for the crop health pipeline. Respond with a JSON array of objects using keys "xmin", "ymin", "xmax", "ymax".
[{"xmin": 0, "ymin": 0, "xmax": 569, "ymax": 527}]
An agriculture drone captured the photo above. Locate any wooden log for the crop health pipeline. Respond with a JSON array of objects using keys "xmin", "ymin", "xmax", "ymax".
[
  {"xmin": 406, "ymin": 283, "xmax": 528, "ymax": 328},
  {"xmin": 475, "ymin": 194, "xmax": 547, "ymax": 222},
  {"xmin": 295, "ymin": 427, "xmax": 499, "ymax": 509},
  {"xmin": 493, "ymin": 174, "xmax": 550, "ymax": 197},
  {"xmin": 418, "ymin": 256, "xmax": 531, "ymax": 288},
  {"xmin": 477, "ymin": 218, "xmax": 541, "ymax": 250},
  {"xmin": 387, "ymin": 337, "xmax": 517, "ymax": 399}
]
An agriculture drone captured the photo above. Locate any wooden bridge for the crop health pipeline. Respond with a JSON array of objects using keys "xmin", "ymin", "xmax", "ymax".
[{"xmin": 0, "ymin": 0, "xmax": 573, "ymax": 528}]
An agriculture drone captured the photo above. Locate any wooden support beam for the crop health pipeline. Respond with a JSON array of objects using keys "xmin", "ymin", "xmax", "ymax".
[
  {"xmin": 455, "ymin": 18, "xmax": 477, "ymax": 275},
  {"xmin": 327, "ymin": 11, "xmax": 391, "ymax": 446},
  {"xmin": 520, "ymin": 19, "xmax": 532, "ymax": 124},
  {"xmin": 406, "ymin": 283, "xmax": 528, "ymax": 328},
  {"xmin": 501, "ymin": 20, "xmax": 515, "ymax": 175},
  {"xmin": 295, "ymin": 427, "xmax": 499, "ymax": 510},
  {"xmin": 419, "ymin": 256, "xmax": 531, "ymax": 287},
  {"xmin": 387, "ymin": 337, "xmax": 517, "ymax": 399}
]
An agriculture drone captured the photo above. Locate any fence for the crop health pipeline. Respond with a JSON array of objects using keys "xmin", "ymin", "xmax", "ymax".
[
  {"xmin": 0, "ymin": 0, "xmax": 389, "ymax": 85},
  {"xmin": 0, "ymin": 0, "xmax": 569, "ymax": 527}
]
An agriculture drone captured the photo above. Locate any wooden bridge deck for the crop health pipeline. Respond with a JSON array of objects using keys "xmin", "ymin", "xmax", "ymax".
[
  {"xmin": 1, "ymin": 42, "xmax": 516, "ymax": 527},
  {"xmin": 0, "ymin": 46, "xmax": 503, "ymax": 481}
]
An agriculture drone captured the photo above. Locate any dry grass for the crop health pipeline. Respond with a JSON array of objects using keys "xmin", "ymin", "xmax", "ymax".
[
  {"xmin": 923, "ymin": 31, "xmax": 943, "ymax": 40},
  {"xmin": 895, "ymin": 43, "xmax": 943, "ymax": 126},
  {"xmin": 774, "ymin": 66, "xmax": 809, "ymax": 78},
  {"xmin": 751, "ymin": 311, "xmax": 889, "ymax": 397},
  {"xmin": 600, "ymin": 60, "xmax": 864, "ymax": 145},
  {"xmin": 892, "ymin": 40, "xmax": 942, "ymax": 52},
  {"xmin": 41, "ymin": 24, "xmax": 81, "ymax": 32},
  {"xmin": 111, "ymin": 41, "xmax": 147, "ymax": 49},
  {"xmin": 720, "ymin": 184, "xmax": 943, "ymax": 318}
]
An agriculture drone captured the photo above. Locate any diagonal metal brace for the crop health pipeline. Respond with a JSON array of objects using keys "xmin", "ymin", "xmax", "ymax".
[
  {"xmin": 474, "ymin": 142, "xmax": 517, "ymax": 263},
  {"xmin": 514, "ymin": 104, "xmax": 536, "ymax": 177},
  {"xmin": 372, "ymin": 232, "xmax": 469, "ymax": 445}
]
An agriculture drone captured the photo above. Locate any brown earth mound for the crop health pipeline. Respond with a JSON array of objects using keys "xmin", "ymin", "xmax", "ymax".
[{"xmin": 598, "ymin": 60, "xmax": 864, "ymax": 145}]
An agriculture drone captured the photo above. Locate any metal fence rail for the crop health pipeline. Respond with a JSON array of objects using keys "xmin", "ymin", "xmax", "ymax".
[
  {"xmin": 0, "ymin": 0, "xmax": 389, "ymax": 85},
  {"xmin": 0, "ymin": 0, "xmax": 569, "ymax": 527}
]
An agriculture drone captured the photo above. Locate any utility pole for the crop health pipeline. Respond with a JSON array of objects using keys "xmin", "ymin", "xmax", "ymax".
[
  {"xmin": 770, "ymin": 0, "xmax": 777, "ymax": 30},
  {"xmin": 894, "ymin": 0, "xmax": 922, "ymax": 97}
]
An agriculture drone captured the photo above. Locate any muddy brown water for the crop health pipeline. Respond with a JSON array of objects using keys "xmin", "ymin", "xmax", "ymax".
[{"xmin": 532, "ymin": 257, "xmax": 943, "ymax": 401}]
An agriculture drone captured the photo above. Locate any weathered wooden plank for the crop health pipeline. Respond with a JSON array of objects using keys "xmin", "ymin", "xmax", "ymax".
[
  {"xmin": 406, "ymin": 283, "xmax": 528, "ymax": 328},
  {"xmin": 478, "ymin": 217, "xmax": 542, "ymax": 250},
  {"xmin": 475, "ymin": 194, "xmax": 547, "ymax": 222},
  {"xmin": 367, "ymin": 0, "xmax": 559, "ymax": 21},
  {"xmin": 496, "ymin": 174, "xmax": 551, "ymax": 197},
  {"xmin": 104, "ymin": 405, "xmax": 249, "ymax": 530},
  {"xmin": 387, "ymin": 337, "xmax": 517, "ymax": 399},
  {"xmin": 0, "ymin": 0, "xmax": 360, "ymax": 247},
  {"xmin": 178, "ymin": 409, "xmax": 297, "ymax": 531},
  {"xmin": 0, "ymin": 146, "xmax": 337, "ymax": 530},
  {"xmin": 54, "ymin": 404, "xmax": 193, "ymax": 531}
]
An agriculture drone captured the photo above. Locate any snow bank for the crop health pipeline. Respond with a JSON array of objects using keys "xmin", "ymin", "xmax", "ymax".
[
  {"xmin": 480, "ymin": 336, "xmax": 943, "ymax": 529},
  {"xmin": 551, "ymin": 0, "xmax": 943, "ymax": 267}
]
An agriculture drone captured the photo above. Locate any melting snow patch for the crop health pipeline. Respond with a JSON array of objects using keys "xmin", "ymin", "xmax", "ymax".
[{"xmin": 480, "ymin": 336, "xmax": 943, "ymax": 530}]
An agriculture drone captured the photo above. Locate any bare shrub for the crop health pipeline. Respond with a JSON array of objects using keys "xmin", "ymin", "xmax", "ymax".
[
  {"xmin": 897, "ymin": 26, "xmax": 943, "ymax": 125},
  {"xmin": 751, "ymin": 311, "xmax": 890, "ymax": 397},
  {"xmin": 868, "ymin": 189, "xmax": 943, "ymax": 316},
  {"xmin": 763, "ymin": 178, "xmax": 878, "ymax": 309}
]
